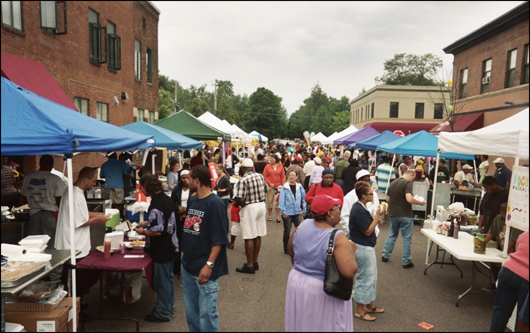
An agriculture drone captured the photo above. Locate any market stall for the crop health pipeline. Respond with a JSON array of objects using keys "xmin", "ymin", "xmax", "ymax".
[
  {"xmin": 334, "ymin": 125, "xmax": 377, "ymax": 145},
  {"xmin": 1, "ymin": 77, "xmax": 155, "ymax": 332}
]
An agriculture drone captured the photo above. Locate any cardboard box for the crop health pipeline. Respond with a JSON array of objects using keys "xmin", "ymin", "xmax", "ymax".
[
  {"xmin": 5, "ymin": 296, "xmax": 63, "ymax": 312},
  {"xmin": 5, "ymin": 297, "xmax": 80, "ymax": 332}
]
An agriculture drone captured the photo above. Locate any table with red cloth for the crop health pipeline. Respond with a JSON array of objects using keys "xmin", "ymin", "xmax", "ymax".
[{"xmin": 77, "ymin": 248, "xmax": 153, "ymax": 332}]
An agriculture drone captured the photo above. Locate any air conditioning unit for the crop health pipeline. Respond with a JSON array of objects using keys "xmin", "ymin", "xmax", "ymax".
[{"xmin": 482, "ymin": 77, "xmax": 490, "ymax": 84}]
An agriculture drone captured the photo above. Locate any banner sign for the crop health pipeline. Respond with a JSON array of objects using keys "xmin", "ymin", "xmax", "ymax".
[{"xmin": 507, "ymin": 166, "xmax": 529, "ymax": 231}]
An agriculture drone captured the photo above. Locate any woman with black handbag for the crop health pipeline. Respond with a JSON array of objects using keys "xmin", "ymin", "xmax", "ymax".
[
  {"xmin": 285, "ymin": 195, "xmax": 357, "ymax": 332},
  {"xmin": 349, "ymin": 181, "xmax": 384, "ymax": 322}
]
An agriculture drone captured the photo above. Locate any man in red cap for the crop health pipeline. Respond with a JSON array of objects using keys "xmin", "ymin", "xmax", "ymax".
[{"xmin": 286, "ymin": 156, "xmax": 305, "ymax": 185}]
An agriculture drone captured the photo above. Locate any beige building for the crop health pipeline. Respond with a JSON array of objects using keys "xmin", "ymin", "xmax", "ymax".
[{"xmin": 350, "ymin": 85, "xmax": 450, "ymax": 135}]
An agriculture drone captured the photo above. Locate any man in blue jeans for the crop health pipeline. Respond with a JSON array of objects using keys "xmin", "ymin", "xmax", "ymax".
[
  {"xmin": 381, "ymin": 169, "xmax": 425, "ymax": 268},
  {"xmin": 181, "ymin": 165, "xmax": 229, "ymax": 332}
]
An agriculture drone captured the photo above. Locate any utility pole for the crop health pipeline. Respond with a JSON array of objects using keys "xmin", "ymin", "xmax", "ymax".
[
  {"xmin": 173, "ymin": 80, "xmax": 178, "ymax": 114},
  {"xmin": 214, "ymin": 79, "xmax": 218, "ymax": 112}
]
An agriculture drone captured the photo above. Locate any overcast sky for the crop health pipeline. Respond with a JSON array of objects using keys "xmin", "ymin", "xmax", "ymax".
[{"xmin": 153, "ymin": 1, "xmax": 525, "ymax": 116}]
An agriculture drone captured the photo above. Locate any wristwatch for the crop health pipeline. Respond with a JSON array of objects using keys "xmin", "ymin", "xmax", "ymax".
[{"xmin": 206, "ymin": 261, "xmax": 214, "ymax": 269}]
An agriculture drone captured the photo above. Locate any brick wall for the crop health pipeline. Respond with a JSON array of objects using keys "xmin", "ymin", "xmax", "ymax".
[
  {"xmin": 2, "ymin": 1, "xmax": 159, "ymax": 177},
  {"xmin": 452, "ymin": 19, "xmax": 529, "ymax": 98}
]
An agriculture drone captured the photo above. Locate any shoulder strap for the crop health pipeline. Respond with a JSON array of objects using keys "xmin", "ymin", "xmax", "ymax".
[
  {"xmin": 327, "ymin": 229, "xmax": 339, "ymax": 254},
  {"xmin": 312, "ymin": 183, "xmax": 319, "ymax": 196}
]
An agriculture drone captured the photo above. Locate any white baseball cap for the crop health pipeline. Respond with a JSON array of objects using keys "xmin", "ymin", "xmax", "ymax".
[
  {"xmin": 241, "ymin": 158, "xmax": 254, "ymax": 168},
  {"xmin": 356, "ymin": 169, "xmax": 370, "ymax": 180},
  {"xmin": 314, "ymin": 157, "xmax": 322, "ymax": 165},
  {"xmin": 493, "ymin": 158, "xmax": 505, "ymax": 164},
  {"xmin": 462, "ymin": 164, "xmax": 474, "ymax": 170}
]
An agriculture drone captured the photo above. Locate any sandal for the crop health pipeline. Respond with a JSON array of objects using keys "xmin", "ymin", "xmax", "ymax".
[
  {"xmin": 354, "ymin": 313, "xmax": 375, "ymax": 321},
  {"xmin": 276, "ymin": 219, "xmax": 281, "ymax": 223},
  {"xmin": 227, "ymin": 244, "xmax": 234, "ymax": 250},
  {"xmin": 365, "ymin": 306, "xmax": 384, "ymax": 313},
  {"xmin": 268, "ymin": 217, "xmax": 272, "ymax": 221}
]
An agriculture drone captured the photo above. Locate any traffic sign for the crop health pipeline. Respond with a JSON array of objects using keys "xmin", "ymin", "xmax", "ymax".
[{"xmin": 393, "ymin": 130, "xmax": 405, "ymax": 137}]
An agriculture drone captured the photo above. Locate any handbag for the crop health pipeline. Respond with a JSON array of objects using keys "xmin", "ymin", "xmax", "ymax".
[
  {"xmin": 323, "ymin": 229, "xmax": 353, "ymax": 300},
  {"xmin": 303, "ymin": 183, "xmax": 318, "ymax": 219}
]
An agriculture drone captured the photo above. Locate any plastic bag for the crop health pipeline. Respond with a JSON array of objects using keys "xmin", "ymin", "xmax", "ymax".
[
  {"xmin": 448, "ymin": 202, "xmax": 465, "ymax": 213},
  {"xmin": 103, "ymin": 271, "xmax": 142, "ymax": 303}
]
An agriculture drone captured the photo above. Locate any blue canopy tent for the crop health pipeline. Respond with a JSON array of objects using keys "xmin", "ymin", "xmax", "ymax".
[
  {"xmin": 350, "ymin": 130, "xmax": 402, "ymax": 150},
  {"xmin": 1, "ymin": 77, "xmax": 155, "ymax": 332},
  {"xmin": 376, "ymin": 130, "xmax": 474, "ymax": 195},
  {"xmin": 122, "ymin": 121, "xmax": 203, "ymax": 173},
  {"xmin": 334, "ymin": 126, "xmax": 380, "ymax": 145}
]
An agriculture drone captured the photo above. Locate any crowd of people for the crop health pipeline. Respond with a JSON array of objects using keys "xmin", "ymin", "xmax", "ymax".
[{"xmin": 1, "ymin": 142, "xmax": 528, "ymax": 332}]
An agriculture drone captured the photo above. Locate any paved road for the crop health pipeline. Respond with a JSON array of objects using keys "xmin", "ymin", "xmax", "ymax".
[{"xmin": 81, "ymin": 214, "xmax": 499, "ymax": 332}]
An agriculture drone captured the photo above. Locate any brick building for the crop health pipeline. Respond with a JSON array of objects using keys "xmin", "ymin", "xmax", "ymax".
[
  {"xmin": 1, "ymin": 1, "xmax": 159, "ymax": 177},
  {"xmin": 442, "ymin": 1, "xmax": 529, "ymax": 168}
]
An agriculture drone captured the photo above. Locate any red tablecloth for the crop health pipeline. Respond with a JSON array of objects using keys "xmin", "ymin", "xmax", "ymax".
[{"xmin": 77, "ymin": 249, "xmax": 154, "ymax": 292}]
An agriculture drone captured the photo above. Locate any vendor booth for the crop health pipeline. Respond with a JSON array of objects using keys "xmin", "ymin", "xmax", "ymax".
[
  {"xmin": 351, "ymin": 130, "xmax": 402, "ymax": 151},
  {"xmin": 311, "ymin": 132, "xmax": 328, "ymax": 143},
  {"xmin": 1, "ymin": 77, "xmax": 156, "ymax": 332}
]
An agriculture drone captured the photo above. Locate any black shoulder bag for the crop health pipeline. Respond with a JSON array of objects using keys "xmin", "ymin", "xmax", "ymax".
[
  {"xmin": 304, "ymin": 183, "xmax": 319, "ymax": 219},
  {"xmin": 323, "ymin": 229, "xmax": 354, "ymax": 300}
]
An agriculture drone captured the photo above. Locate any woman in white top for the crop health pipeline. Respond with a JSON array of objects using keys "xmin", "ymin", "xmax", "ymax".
[{"xmin": 478, "ymin": 155, "xmax": 489, "ymax": 185}]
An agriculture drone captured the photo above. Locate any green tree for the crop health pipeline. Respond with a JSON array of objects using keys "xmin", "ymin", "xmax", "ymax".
[
  {"xmin": 157, "ymin": 89, "xmax": 174, "ymax": 120},
  {"xmin": 217, "ymin": 98, "xmax": 240, "ymax": 124},
  {"xmin": 187, "ymin": 97, "xmax": 209, "ymax": 117},
  {"xmin": 158, "ymin": 73, "xmax": 175, "ymax": 92},
  {"xmin": 331, "ymin": 110, "xmax": 350, "ymax": 133},
  {"xmin": 375, "ymin": 53, "xmax": 443, "ymax": 86},
  {"xmin": 245, "ymin": 87, "xmax": 287, "ymax": 139}
]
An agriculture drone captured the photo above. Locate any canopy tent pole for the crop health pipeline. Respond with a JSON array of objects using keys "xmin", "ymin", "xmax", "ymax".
[
  {"xmin": 385, "ymin": 154, "xmax": 396, "ymax": 195},
  {"xmin": 501, "ymin": 156, "xmax": 520, "ymax": 258},
  {"xmin": 152, "ymin": 150, "xmax": 156, "ymax": 176},
  {"xmin": 141, "ymin": 148, "xmax": 149, "ymax": 167},
  {"xmin": 179, "ymin": 151, "xmax": 182, "ymax": 169},
  {"xmin": 66, "ymin": 156, "xmax": 77, "ymax": 332},
  {"xmin": 473, "ymin": 159, "xmax": 479, "ymax": 186},
  {"xmin": 430, "ymin": 151, "xmax": 441, "ymax": 220}
]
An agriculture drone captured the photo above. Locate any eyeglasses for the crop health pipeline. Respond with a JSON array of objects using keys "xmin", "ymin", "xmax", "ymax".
[
  {"xmin": 364, "ymin": 192, "xmax": 374, "ymax": 196},
  {"xmin": 88, "ymin": 178, "xmax": 97, "ymax": 184}
]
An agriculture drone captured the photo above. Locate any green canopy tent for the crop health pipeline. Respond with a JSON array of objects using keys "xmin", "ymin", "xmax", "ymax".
[{"xmin": 154, "ymin": 110, "xmax": 232, "ymax": 141}]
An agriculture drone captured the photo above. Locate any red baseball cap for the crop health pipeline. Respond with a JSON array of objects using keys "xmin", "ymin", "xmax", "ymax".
[
  {"xmin": 294, "ymin": 156, "xmax": 302, "ymax": 162},
  {"xmin": 310, "ymin": 195, "xmax": 342, "ymax": 216}
]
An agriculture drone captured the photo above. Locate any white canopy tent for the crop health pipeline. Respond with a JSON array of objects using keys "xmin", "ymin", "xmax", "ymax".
[
  {"xmin": 327, "ymin": 125, "xmax": 358, "ymax": 145},
  {"xmin": 249, "ymin": 130, "xmax": 269, "ymax": 142},
  {"xmin": 198, "ymin": 112, "xmax": 242, "ymax": 140},
  {"xmin": 311, "ymin": 132, "xmax": 328, "ymax": 143},
  {"xmin": 436, "ymin": 107, "xmax": 529, "ymax": 258},
  {"xmin": 231, "ymin": 124, "xmax": 251, "ymax": 142},
  {"xmin": 322, "ymin": 132, "xmax": 337, "ymax": 145}
]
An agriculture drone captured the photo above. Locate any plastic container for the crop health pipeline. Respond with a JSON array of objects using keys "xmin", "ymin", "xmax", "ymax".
[
  {"xmin": 125, "ymin": 210, "xmax": 148, "ymax": 222},
  {"xmin": 474, "ymin": 233, "xmax": 486, "ymax": 254},
  {"xmin": 18, "ymin": 235, "xmax": 51, "ymax": 249}
]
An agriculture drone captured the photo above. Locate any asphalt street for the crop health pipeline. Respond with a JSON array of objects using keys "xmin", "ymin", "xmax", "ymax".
[{"xmin": 80, "ymin": 213, "xmax": 500, "ymax": 332}]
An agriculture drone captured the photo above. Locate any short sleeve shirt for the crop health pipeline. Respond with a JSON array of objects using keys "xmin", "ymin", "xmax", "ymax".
[
  {"xmin": 494, "ymin": 166, "xmax": 512, "ymax": 188},
  {"xmin": 100, "ymin": 159, "xmax": 130, "ymax": 189},
  {"xmin": 55, "ymin": 186, "xmax": 90, "ymax": 258},
  {"xmin": 182, "ymin": 194, "xmax": 229, "ymax": 280},
  {"xmin": 375, "ymin": 163, "xmax": 396, "ymax": 192},
  {"xmin": 236, "ymin": 171, "xmax": 267, "ymax": 205},
  {"xmin": 21, "ymin": 171, "xmax": 64, "ymax": 214},
  {"xmin": 387, "ymin": 178, "xmax": 413, "ymax": 217},
  {"xmin": 349, "ymin": 202, "xmax": 376, "ymax": 247}
]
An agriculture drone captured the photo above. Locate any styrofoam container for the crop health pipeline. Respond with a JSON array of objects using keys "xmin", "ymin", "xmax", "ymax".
[
  {"xmin": 106, "ymin": 231, "xmax": 124, "ymax": 251},
  {"xmin": 25, "ymin": 243, "xmax": 48, "ymax": 253},
  {"xmin": 18, "ymin": 235, "xmax": 51, "ymax": 248}
]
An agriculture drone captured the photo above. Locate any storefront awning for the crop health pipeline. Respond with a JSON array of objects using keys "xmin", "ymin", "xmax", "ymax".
[
  {"xmin": 429, "ymin": 112, "xmax": 484, "ymax": 135},
  {"xmin": 1, "ymin": 51, "xmax": 77, "ymax": 110},
  {"xmin": 364, "ymin": 122, "xmax": 438, "ymax": 135}
]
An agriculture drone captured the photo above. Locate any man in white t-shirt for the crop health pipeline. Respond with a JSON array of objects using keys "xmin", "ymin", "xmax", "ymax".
[{"xmin": 55, "ymin": 167, "xmax": 109, "ymax": 259}]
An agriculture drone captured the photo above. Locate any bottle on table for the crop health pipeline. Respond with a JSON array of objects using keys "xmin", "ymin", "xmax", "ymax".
[
  {"xmin": 453, "ymin": 221, "xmax": 459, "ymax": 239},
  {"xmin": 104, "ymin": 235, "xmax": 111, "ymax": 260}
]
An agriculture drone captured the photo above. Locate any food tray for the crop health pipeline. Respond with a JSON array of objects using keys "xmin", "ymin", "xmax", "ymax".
[{"xmin": 1, "ymin": 263, "xmax": 47, "ymax": 288}]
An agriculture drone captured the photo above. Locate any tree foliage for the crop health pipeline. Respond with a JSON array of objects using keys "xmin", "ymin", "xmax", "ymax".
[
  {"xmin": 245, "ymin": 87, "xmax": 288, "ymax": 139},
  {"xmin": 287, "ymin": 84, "xmax": 351, "ymax": 139},
  {"xmin": 375, "ymin": 53, "xmax": 443, "ymax": 86},
  {"xmin": 157, "ymin": 89, "xmax": 174, "ymax": 120}
]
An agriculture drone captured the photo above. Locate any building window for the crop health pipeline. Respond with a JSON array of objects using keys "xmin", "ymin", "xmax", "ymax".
[
  {"xmin": 434, "ymin": 103, "xmax": 443, "ymax": 119},
  {"xmin": 88, "ymin": 8, "xmax": 102, "ymax": 63},
  {"xmin": 107, "ymin": 21, "xmax": 121, "ymax": 70},
  {"xmin": 415, "ymin": 103, "xmax": 424, "ymax": 119},
  {"xmin": 481, "ymin": 58, "xmax": 492, "ymax": 94},
  {"xmin": 371, "ymin": 103, "xmax": 374, "ymax": 118},
  {"xmin": 506, "ymin": 49, "xmax": 517, "ymax": 88},
  {"xmin": 459, "ymin": 68, "xmax": 468, "ymax": 98},
  {"xmin": 146, "ymin": 47, "xmax": 153, "ymax": 84},
  {"xmin": 96, "ymin": 102, "xmax": 108, "ymax": 122},
  {"xmin": 366, "ymin": 105, "xmax": 369, "ymax": 119},
  {"xmin": 522, "ymin": 44, "xmax": 529, "ymax": 85},
  {"xmin": 2, "ymin": 1, "xmax": 23, "ymax": 32},
  {"xmin": 137, "ymin": 108, "xmax": 144, "ymax": 122},
  {"xmin": 74, "ymin": 97, "xmax": 89, "ymax": 116},
  {"xmin": 389, "ymin": 102, "xmax": 399, "ymax": 118},
  {"xmin": 360, "ymin": 107, "xmax": 363, "ymax": 121},
  {"xmin": 135, "ymin": 40, "xmax": 141, "ymax": 80},
  {"xmin": 148, "ymin": 111, "xmax": 155, "ymax": 124}
]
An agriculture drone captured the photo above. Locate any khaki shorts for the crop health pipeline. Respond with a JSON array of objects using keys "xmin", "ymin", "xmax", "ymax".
[
  {"xmin": 266, "ymin": 187, "xmax": 279, "ymax": 209},
  {"xmin": 240, "ymin": 202, "xmax": 267, "ymax": 239},
  {"xmin": 109, "ymin": 188, "xmax": 125, "ymax": 204}
]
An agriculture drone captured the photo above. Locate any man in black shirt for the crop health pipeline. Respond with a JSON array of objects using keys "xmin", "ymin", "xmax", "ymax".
[
  {"xmin": 428, "ymin": 158, "xmax": 450, "ymax": 188},
  {"xmin": 479, "ymin": 176, "xmax": 509, "ymax": 234}
]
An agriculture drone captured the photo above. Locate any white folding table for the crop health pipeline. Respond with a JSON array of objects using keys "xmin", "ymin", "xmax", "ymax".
[{"xmin": 421, "ymin": 228, "xmax": 507, "ymax": 306}]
